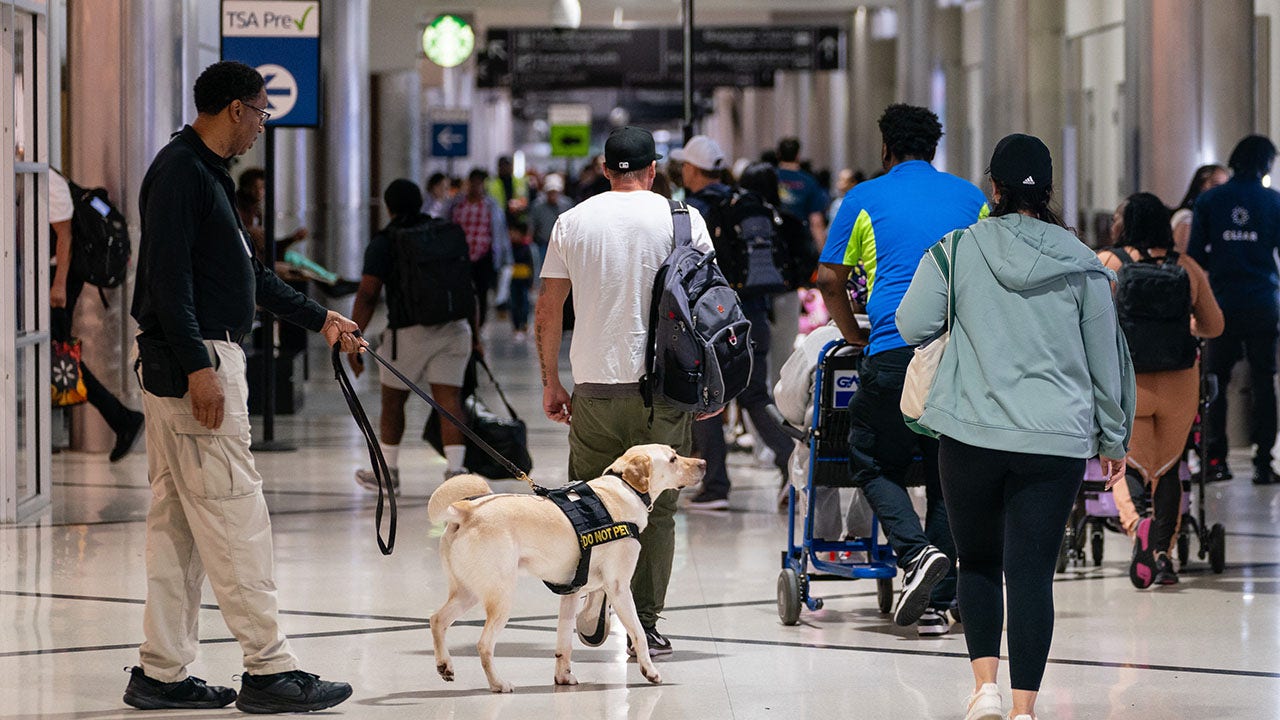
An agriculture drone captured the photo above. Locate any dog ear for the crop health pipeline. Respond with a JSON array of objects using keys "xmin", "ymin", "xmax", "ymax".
[{"xmin": 620, "ymin": 453, "xmax": 653, "ymax": 494}]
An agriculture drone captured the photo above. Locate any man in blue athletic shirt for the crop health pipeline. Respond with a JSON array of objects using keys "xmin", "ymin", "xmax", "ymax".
[
  {"xmin": 1188, "ymin": 135, "xmax": 1280, "ymax": 486},
  {"xmin": 817, "ymin": 104, "xmax": 988, "ymax": 636}
]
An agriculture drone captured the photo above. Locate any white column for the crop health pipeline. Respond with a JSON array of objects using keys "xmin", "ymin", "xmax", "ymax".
[{"xmin": 322, "ymin": 0, "xmax": 370, "ymax": 280}]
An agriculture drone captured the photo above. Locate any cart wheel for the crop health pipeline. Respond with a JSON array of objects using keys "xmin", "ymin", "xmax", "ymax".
[
  {"xmin": 778, "ymin": 569, "xmax": 802, "ymax": 625},
  {"xmin": 1208, "ymin": 523, "xmax": 1226, "ymax": 574},
  {"xmin": 1176, "ymin": 529, "xmax": 1190, "ymax": 567},
  {"xmin": 1090, "ymin": 529, "xmax": 1104, "ymax": 567},
  {"xmin": 876, "ymin": 577, "xmax": 894, "ymax": 615}
]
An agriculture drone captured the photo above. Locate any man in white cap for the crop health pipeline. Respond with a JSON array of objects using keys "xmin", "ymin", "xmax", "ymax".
[
  {"xmin": 529, "ymin": 172, "xmax": 575, "ymax": 283},
  {"xmin": 672, "ymin": 135, "xmax": 730, "ymax": 218}
]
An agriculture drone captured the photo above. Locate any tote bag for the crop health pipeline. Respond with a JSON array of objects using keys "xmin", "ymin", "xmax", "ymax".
[
  {"xmin": 52, "ymin": 338, "xmax": 89, "ymax": 407},
  {"xmin": 901, "ymin": 229, "xmax": 962, "ymax": 437}
]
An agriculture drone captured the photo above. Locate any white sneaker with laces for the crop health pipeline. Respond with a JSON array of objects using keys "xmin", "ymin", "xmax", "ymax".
[
  {"xmin": 964, "ymin": 683, "xmax": 1003, "ymax": 720},
  {"xmin": 894, "ymin": 546, "xmax": 951, "ymax": 626}
]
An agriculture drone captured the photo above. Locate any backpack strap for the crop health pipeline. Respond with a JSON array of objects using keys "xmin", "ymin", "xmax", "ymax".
[
  {"xmin": 670, "ymin": 199, "xmax": 692, "ymax": 248},
  {"xmin": 641, "ymin": 202, "xmax": 691, "ymax": 409},
  {"xmin": 1110, "ymin": 246, "xmax": 1135, "ymax": 266}
]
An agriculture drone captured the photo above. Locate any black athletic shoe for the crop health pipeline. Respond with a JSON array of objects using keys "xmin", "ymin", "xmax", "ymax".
[
  {"xmin": 626, "ymin": 625, "xmax": 673, "ymax": 657},
  {"xmin": 110, "ymin": 411, "xmax": 145, "ymax": 463},
  {"xmin": 122, "ymin": 666, "xmax": 236, "ymax": 710},
  {"xmin": 894, "ymin": 546, "xmax": 951, "ymax": 627},
  {"xmin": 576, "ymin": 590, "xmax": 610, "ymax": 647},
  {"xmin": 235, "ymin": 670, "xmax": 352, "ymax": 714},
  {"xmin": 1153, "ymin": 553, "xmax": 1180, "ymax": 586},
  {"xmin": 1252, "ymin": 468, "xmax": 1278, "ymax": 486}
]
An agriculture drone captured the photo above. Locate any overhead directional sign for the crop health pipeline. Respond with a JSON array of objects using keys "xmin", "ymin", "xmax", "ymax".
[
  {"xmin": 430, "ymin": 109, "xmax": 470, "ymax": 158},
  {"xmin": 221, "ymin": 1, "xmax": 320, "ymax": 128},
  {"xmin": 548, "ymin": 104, "xmax": 591, "ymax": 158},
  {"xmin": 478, "ymin": 26, "xmax": 842, "ymax": 91}
]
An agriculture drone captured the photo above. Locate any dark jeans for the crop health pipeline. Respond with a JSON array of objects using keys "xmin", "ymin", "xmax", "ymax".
[
  {"xmin": 509, "ymin": 278, "xmax": 531, "ymax": 331},
  {"xmin": 1204, "ymin": 317, "xmax": 1279, "ymax": 470},
  {"xmin": 471, "ymin": 253, "xmax": 496, "ymax": 327},
  {"xmin": 938, "ymin": 436, "xmax": 1084, "ymax": 692},
  {"xmin": 846, "ymin": 346, "xmax": 955, "ymax": 606},
  {"xmin": 693, "ymin": 296, "xmax": 793, "ymax": 499},
  {"xmin": 52, "ymin": 274, "xmax": 134, "ymax": 434}
]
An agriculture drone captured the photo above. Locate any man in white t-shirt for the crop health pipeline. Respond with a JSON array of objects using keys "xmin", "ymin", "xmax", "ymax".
[
  {"xmin": 535, "ymin": 126, "xmax": 713, "ymax": 659},
  {"xmin": 49, "ymin": 171, "xmax": 145, "ymax": 461}
]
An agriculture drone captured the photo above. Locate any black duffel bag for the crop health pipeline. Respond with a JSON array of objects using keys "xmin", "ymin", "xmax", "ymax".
[{"xmin": 423, "ymin": 355, "xmax": 533, "ymax": 480}]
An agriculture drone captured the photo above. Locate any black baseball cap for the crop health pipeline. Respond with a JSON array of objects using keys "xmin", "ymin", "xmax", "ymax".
[
  {"xmin": 604, "ymin": 126, "xmax": 662, "ymax": 172},
  {"xmin": 988, "ymin": 133, "xmax": 1052, "ymax": 189}
]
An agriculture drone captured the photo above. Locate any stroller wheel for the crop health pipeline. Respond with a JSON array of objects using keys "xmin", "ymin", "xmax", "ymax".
[
  {"xmin": 1090, "ymin": 530, "xmax": 1105, "ymax": 567},
  {"xmin": 777, "ymin": 569, "xmax": 802, "ymax": 625},
  {"xmin": 876, "ymin": 577, "xmax": 894, "ymax": 615},
  {"xmin": 1208, "ymin": 523, "xmax": 1226, "ymax": 574}
]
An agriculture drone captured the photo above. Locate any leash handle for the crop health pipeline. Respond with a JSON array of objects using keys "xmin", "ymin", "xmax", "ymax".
[
  {"xmin": 332, "ymin": 342, "xmax": 396, "ymax": 554},
  {"xmin": 361, "ymin": 344, "xmax": 535, "ymax": 489}
]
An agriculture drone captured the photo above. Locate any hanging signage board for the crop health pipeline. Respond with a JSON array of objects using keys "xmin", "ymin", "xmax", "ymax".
[
  {"xmin": 221, "ymin": 1, "xmax": 321, "ymax": 128},
  {"xmin": 430, "ymin": 108, "xmax": 471, "ymax": 158},
  {"xmin": 478, "ymin": 26, "xmax": 842, "ymax": 91}
]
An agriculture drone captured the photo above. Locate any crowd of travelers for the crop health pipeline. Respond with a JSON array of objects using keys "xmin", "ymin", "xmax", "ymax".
[{"xmin": 113, "ymin": 60, "xmax": 1280, "ymax": 719}]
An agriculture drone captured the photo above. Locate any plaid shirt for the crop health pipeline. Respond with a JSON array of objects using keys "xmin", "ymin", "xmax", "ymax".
[{"xmin": 452, "ymin": 199, "xmax": 492, "ymax": 262}]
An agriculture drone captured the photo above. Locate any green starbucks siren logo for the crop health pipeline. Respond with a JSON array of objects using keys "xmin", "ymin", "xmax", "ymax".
[{"xmin": 423, "ymin": 14, "xmax": 475, "ymax": 68}]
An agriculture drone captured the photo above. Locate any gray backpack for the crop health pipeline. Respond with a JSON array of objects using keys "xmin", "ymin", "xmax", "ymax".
[{"xmin": 641, "ymin": 201, "xmax": 753, "ymax": 415}]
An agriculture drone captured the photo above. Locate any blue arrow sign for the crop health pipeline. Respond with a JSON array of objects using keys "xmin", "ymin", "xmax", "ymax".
[{"xmin": 431, "ymin": 122, "xmax": 469, "ymax": 157}]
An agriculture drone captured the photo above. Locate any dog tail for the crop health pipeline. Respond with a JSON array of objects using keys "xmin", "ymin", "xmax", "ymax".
[{"xmin": 427, "ymin": 474, "xmax": 493, "ymax": 525}]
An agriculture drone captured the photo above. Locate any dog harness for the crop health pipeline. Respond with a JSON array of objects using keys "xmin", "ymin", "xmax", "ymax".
[{"xmin": 535, "ymin": 472, "xmax": 651, "ymax": 595}]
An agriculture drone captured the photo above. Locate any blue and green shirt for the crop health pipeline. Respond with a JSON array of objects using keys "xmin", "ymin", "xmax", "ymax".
[{"xmin": 820, "ymin": 160, "xmax": 988, "ymax": 357}]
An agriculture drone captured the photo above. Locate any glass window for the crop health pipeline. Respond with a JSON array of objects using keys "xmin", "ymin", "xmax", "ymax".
[
  {"xmin": 14, "ymin": 175, "xmax": 27, "ymax": 333},
  {"xmin": 15, "ymin": 345, "xmax": 30, "ymax": 500}
]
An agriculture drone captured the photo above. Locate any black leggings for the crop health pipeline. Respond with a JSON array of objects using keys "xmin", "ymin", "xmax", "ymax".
[{"xmin": 938, "ymin": 436, "xmax": 1084, "ymax": 692}]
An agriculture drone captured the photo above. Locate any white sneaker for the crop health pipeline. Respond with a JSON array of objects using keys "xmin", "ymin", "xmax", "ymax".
[
  {"xmin": 964, "ymin": 683, "xmax": 1003, "ymax": 720},
  {"xmin": 355, "ymin": 467, "xmax": 399, "ymax": 494},
  {"xmin": 1010, "ymin": 715, "xmax": 1035, "ymax": 720}
]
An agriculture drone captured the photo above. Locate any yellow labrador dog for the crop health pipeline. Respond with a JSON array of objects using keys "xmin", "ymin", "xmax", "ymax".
[{"xmin": 426, "ymin": 444, "xmax": 705, "ymax": 693}]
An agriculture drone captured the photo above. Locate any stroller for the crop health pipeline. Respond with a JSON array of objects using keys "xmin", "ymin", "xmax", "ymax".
[
  {"xmin": 1057, "ymin": 351, "xmax": 1226, "ymax": 574},
  {"xmin": 775, "ymin": 340, "xmax": 897, "ymax": 625}
]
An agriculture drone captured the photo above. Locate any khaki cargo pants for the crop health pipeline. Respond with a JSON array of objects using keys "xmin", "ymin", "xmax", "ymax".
[
  {"xmin": 568, "ymin": 388, "xmax": 692, "ymax": 628},
  {"xmin": 136, "ymin": 340, "xmax": 298, "ymax": 681}
]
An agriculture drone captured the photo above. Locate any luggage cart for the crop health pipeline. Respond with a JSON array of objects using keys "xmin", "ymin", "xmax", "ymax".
[{"xmin": 776, "ymin": 340, "xmax": 897, "ymax": 625}]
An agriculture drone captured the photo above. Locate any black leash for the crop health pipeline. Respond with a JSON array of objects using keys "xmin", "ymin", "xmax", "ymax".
[{"xmin": 331, "ymin": 342, "xmax": 397, "ymax": 554}]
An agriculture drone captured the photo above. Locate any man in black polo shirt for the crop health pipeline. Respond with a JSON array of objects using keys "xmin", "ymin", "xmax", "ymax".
[{"xmin": 125, "ymin": 61, "xmax": 362, "ymax": 713}]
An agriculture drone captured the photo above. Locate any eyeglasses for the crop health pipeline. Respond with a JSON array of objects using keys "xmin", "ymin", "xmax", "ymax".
[{"xmin": 241, "ymin": 100, "xmax": 271, "ymax": 125}]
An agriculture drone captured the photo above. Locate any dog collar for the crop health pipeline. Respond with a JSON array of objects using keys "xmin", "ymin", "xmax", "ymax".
[{"xmin": 605, "ymin": 469, "xmax": 652, "ymax": 508}]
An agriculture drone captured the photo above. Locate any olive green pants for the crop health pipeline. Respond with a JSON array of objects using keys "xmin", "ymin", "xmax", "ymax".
[{"xmin": 568, "ymin": 391, "xmax": 692, "ymax": 628}]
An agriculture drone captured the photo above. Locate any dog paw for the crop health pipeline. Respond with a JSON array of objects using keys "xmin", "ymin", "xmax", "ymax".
[
  {"xmin": 489, "ymin": 680, "xmax": 514, "ymax": 693},
  {"xmin": 554, "ymin": 672, "xmax": 578, "ymax": 686},
  {"xmin": 436, "ymin": 662, "xmax": 454, "ymax": 682},
  {"xmin": 642, "ymin": 667, "xmax": 662, "ymax": 685}
]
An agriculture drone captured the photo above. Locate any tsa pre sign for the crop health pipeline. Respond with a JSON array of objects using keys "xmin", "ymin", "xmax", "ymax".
[{"xmin": 221, "ymin": 1, "xmax": 320, "ymax": 128}]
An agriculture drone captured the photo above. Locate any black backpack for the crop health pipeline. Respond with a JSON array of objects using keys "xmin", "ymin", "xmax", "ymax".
[
  {"xmin": 64, "ymin": 177, "xmax": 131, "ymax": 290},
  {"xmin": 641, "ymin": 201, "xmax": 753, "ymax": 415},
  {"xmin": 385, "ymin": 217, "xmax": 476, "ymax": 329},
  {"xmin": 704, "ymin": 189, "xmax": 794, "ymax": 296},
  {"xmin": 1113, "ymin": 247, "xmax": 1197, "ymax": 373}
]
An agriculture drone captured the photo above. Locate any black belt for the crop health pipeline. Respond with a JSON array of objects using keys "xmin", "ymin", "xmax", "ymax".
[{"xmin": 201, "ymin": 329, "xmax": 245, "ymax": 343}]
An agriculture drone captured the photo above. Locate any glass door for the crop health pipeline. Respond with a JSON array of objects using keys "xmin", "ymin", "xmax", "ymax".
[{"xmin": 3, "ymin": 1, "xmax": 53, "ymax": 522}]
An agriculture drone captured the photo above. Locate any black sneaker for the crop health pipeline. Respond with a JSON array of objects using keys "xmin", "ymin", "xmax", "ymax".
[
  {"xmin": 916, "ymin": 607, "xmax": 951, "ymax": 636},
  {"xmin": 122, "ymin": 666, "xmax": 236, "ymax": 710},
  {"xmin": 894, "ymin": 546, "xmax": 951, "ymax": 627},
  {"xmin": 1252, "ymin": 468, "xmax": 1278, "ymax": 486},
  {"xmin": 686, "ymin": 490, "xmax": 729, "ymax": 511},
  {"xmin": 576, "ymin": 590, "xmax": 610, "ymax": 647},
  {"xmin": 625, "ymin": 625, "xmax": 673, "ymax": 657},
  {"xmin": 1153, "ymin": 553, "xmax": 1180, "ymax": 586},
  {"xmin": 235, "ymin": 670, "xmax": 352, "ymax": 714},
  {"xmin": 110, "ymin": 411, "xmax": 145, "ymax": 463}
]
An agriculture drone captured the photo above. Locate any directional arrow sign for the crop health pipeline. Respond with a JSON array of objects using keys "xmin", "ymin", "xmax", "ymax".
[
  {"xmin": 431, "ymin": 121, "xmax": 469, "ymax": 158},
  {"xmin": 257, "ymin": 63, "xmax": 298, "ymax": 119},
  {"xmin": 221, "ymin": 1, "xmax": 320, "ymax": 127}
]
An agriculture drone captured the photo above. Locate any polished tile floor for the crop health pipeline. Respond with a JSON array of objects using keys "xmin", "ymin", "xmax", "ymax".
[{"xmin": 3, "ymin": 328, "xmax": 1279, "ymax": 719}]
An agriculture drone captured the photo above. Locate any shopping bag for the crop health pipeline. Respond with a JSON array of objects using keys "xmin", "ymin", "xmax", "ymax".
[{"xmin": 52, "ymin": 338, "xmax": 89, "ymax": 407}]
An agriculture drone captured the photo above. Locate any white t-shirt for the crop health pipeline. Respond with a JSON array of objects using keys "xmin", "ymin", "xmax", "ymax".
[
  {"xmin": 49, "ymin": 172, "xmax": 74, "ymax": 224},
  {"xmin": 541, "ymin": 190, "xmax": 713, "ymax": 385}
]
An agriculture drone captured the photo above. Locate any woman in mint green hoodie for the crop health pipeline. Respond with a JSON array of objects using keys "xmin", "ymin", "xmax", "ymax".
[{"xmin": 896, "ymin": 134, "xmax": 1135, "ymax": 720}]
